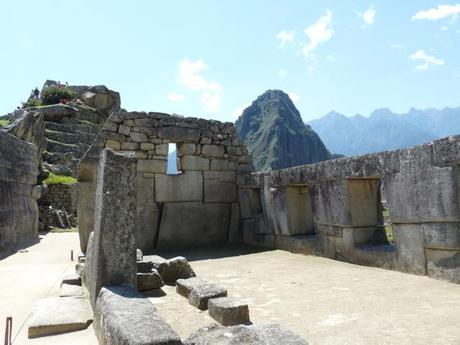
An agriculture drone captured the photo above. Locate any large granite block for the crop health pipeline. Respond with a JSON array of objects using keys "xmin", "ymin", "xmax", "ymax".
[
  {"xmin": 155, "ymin": 171, "xmax": 203, "ymax": 202},
  {"xmin": 28, "ymin": 297, "xmax": 92, "ymax": 338},
  {"xmin": 184, "ymin": 323, "xmax": 309, "ymax": 345},
  {"xmin": 95, "ymin": 286, "xmax": 182, "ymax": 345},
  {"xmin": 157, "ymin": 202, "xmax": 230, "ymax": 248},
  {"xmin": 87, "ymin": 149, "xmax": 138, "ymax": 307}
]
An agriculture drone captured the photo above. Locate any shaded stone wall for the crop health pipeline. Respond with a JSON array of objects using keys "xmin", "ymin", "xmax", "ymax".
[
  {"xmin": 78, "ymin": 112, "xmax": 252, "ymax": 252},
  {"xmin": 240, "ymin": 135, "xmax": 460, "ymax": 284},
  {"xmin": 0, "ymin": 130, "xmax": 39, "ymax": 252}
]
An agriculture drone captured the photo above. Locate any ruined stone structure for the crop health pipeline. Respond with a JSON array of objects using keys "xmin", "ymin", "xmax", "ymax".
[
  {"xmin": 0, "ymin": 130, "xmax": 39, "ymax": 252},
  {"xmin": 240, "ymin": 135, "xmax": 460, "ymax": 284},
  {"xmin": 78, "ymin": 111, "xmax": 252, "ymax": 253}
]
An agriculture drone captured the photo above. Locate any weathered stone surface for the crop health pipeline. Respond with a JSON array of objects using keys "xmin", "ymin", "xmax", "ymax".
[
  {"xmin": 137, "ymin": 260, "xmax": 154, "ymax": 273},
  {"xmin": 180, "ymin": 155, "xmax": 210, "ymax": 171},
  {"xmin": 184, "ymin": 323, "xmax": 309, "ymax": 345},
  {"xmin": 188, "ymin": 282, "xmax": 227, "ymax": 310},
  {"xmin": 95, "ymin": 286, "xmax": 182, "ymax": 345},
  {"xmin": 158, "ymin": 126, "xmax": 201, "ymax": 141},
  {"xmin": 28, "ymin": 297, "xmax": 92, "ymax": 338},
  {"xmin": 201, "ymin": 145, "xmax": 225, "ymax": 158},
  {"xmin": 62, "ymin": 274, "xmax": 82, "ymax": 286},
  {"xmin": 208, "ymin": 297, "xmax": 250, "ymax": 326},
  {"xmin": 137, "ymin": 248, "xmax": 143, "ymax": 261},
  {"xmin": 176, "ymin": 277, "xmax": 207, "ymax": 298},
  {"xmin": 36, "ymin": 104, "xmax": 79, "ymax": 122},
  {"xmin": 137, "ymin": 270, "xmax": 164, "ymax": 291},
  {"xmin": 157, "ymin": 202, "xmax": 230, "ymax": 249},
  {"xmin": 60, "ymin": 284, "xmax": 84, "ymax": 297},
  {"xmin": 178, "ymin": 143, "xmax": 196, "ymax": 156},
  {"xmin": 0, "ymin": 130, "xmax": 39, "ymax": 252},
  {"xmin": 153, "ymin": 256, "xmax": 196, "ymax": 284},
  {"xmin": 204, "ymin": 179, "xmax": 237, "ymax": 203},
  {"xmin": 155, "ymin": 171, "xmax": 203, "ymax": 202},
  {"xmin": 87, "ymin": 149, "xmax": 138, "ymax": 307},
  {"xmin": 137, "ymin": 158, "xmax": 167, "ymax": 174}
]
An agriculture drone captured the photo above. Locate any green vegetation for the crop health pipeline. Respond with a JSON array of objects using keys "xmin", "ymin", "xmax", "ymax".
[
  {"xmin": 22, "ymin": 98, "xmax": 43, "ymax": 108},
  {"xmin": 48, "ymin": 226, "xmax": 78, "ymax": 233},
  {"xmin": 41, "ymin": 85, "xmax": 76, "ymax": 105},
  {"xmin": 382, "ymin": 208, "xmax": 394, "ymax": 243},
  {"xmin": 0, "ymin": 119, "xmax": 9, "ymax": 127},
  {"xmin": 44, "ymin": 172, "xmax": 77, "ymax": 185}
]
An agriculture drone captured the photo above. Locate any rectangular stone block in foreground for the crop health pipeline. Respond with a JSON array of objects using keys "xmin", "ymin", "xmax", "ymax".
[
  {"xmin": 87, "ymin": 148, "xmax": 138, "ymax": 307},
  {"xmin": 28, "ymin": 297, "xmax": 92, "ymax": 338},
  {"xmin": 95, "ymin": 286, "xmax": 182, "ymax": 345},
  {"xmin": 187, "ymin": 280, "xmax": 227, "ymax": 310},
  {"xmin": 208, "ymin": 297, "xmax": 250, "ymax": 326}
]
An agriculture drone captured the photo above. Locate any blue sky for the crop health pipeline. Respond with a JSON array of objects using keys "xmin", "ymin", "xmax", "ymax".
[{"xmin": 1, "ymin": 1, "xmax": 459, "ymax": 122}]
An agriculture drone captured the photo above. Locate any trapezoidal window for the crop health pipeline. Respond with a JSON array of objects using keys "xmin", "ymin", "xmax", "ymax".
[{"xmin": 167, "ymin": 143, "xmax": 181, "ymax": 175}]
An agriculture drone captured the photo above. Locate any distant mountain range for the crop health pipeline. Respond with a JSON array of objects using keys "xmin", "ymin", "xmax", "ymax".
[
  {"xmin": 308, "ymin": 107, "xmax": 460, "ymax": 157},
  {"xmin": 235, "ymin": 90, "xmax": 331, "ymax": 171}
]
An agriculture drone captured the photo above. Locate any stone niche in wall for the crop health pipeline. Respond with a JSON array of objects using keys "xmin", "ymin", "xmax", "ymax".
[{"xmin": 77, "ymin": 112, "xmax": 253, "ymax": 252}]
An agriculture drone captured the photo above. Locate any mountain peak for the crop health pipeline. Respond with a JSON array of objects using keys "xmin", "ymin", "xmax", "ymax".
[{"xmin": 235, "ymin": 90, "xmax": 331, "ymax": 171}]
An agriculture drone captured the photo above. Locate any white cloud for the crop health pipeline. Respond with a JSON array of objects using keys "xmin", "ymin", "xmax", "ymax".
[
  {"xmin": 361, "ymin": 6, "xmax": 376, "ymax": 27},
  {"xmin": 177, "ymin": 58, "xmax": 222, "ymax": 112},
  {"xmin": 412, "ymin": 4, "xmax": 460, "ymax": 21},
  {"xmin": 167, "ymin": 92, "xmax": 184, "ymax": 102},
  {"xmin": 409, "ymin": 49, "xmax": 445, "ymax": 70},
  {"xmin": 200, "ymin": 92, "xmax": 221, "ymax": 112},
  {"xmin": 303, "ymin": 10, "xmax": 334, "ymax": 58},
  {"xmin": 288, "ymin": 92, "xmax": 300, "ymax": 102},
  {"xmin": 441, "ymin": 25, "xmax": 449, "ymax": 31},
  {"xmin": 326, "ymin": 54, "xmax": 336, "ymax": 62},
  {"xmin": 232, "ymin": 103, "xmax": 250, "ymax": 118},
  {"xmin": 178, "ymin": 58, "xmax": 221, "ymax": 91},
  {"xmin": 276, "ymin": 30, "xmax": 295, "ymax": 47},
  {"xmin": 279, "ymin": 69, "xmax": 288, "ymax": 79}
]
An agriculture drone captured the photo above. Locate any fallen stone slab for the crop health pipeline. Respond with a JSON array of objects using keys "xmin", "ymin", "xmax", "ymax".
[
  {"xmin": 28, "ymin": 297, "xmax": 92, "ymax": 338},
  {"xmin": 62, "ymin": 273, "xmax": 82, "ymax": 286},
  {"xmin": 60, "ymin": 284, "xmax": 84, "ymax": 298},
  {"xmin": 137, "ymin": 270, "xmax": 164, "ymax": 291},
  {"xmin": 176, "ymin": 277, "xmax": 207, "ymax": 298},
  {"xmin": 152, "ymin": 256, "xmax": 196, "ymax": 284},
  {"xmin": 188, "ymin": 282, "xmax": 227, "ymax": 310},
  {"xmin": 95, "ymin": 286, "xmax": 182, "ymax": 345},
  {"xmin": 208, "ymin": 297, "xmax": 250, "ymax": 326},
  {"xmin": 137, "ymin": 260, "xmax": 154, "ymax": 273},
  {"xmin": 184, "ymin": 323, "xmax": 309, "ymax": 345}
]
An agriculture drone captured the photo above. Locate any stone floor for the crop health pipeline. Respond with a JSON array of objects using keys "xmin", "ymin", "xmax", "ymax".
[
  {"xmin": 150, "ymin": 246, "xmax": 460, "ymax": 345},
  {"xmin": 1, "ymin": 233, "xmax": 460, "ymax": 345},
  {"xmin": 0, "ymin": 232, "xmax": 97, "ymax": 345}
]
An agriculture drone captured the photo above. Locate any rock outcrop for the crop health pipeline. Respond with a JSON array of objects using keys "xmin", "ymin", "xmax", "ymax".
[
  {"xmin": 0, "ymin": 130, "xmax": 39, "ymax": 254},
  {"xmin": 235, "ymin": 90, "xmax": 331, "ymax": 171}
]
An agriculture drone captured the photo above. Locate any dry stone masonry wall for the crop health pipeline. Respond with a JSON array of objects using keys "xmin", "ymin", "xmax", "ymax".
[
  {"xmin": 240, "ymin": 135, "xmax": 460, "ymax": 284},
  {"xmin": 78, "ymin": 111, "xmax": 253, "ymax": 252},
  {"xmin": 0, "ymin": 130, "xmax": 39, "ymax": 253}
]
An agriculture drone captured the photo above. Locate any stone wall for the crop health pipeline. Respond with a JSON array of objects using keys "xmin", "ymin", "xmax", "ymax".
[
  {"xmin": 78, "ymin": 112, "xmax": 252, "ymax": 252},
  {"xmin": 38, "ymin": 183, "xmax": 77, "ymax": 229},
  {"xmin": 240, "ymin": 135, "xmax": 460, "ymax": 284},
  {"xmin": 0, "ymin": 130, "xmax": 39, "ymax": 253}
]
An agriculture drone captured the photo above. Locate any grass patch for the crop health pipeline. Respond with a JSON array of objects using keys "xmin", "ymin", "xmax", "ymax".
[
  {"xmin": 48, "ymin": 226, "xmax": 78, "ymax": 233},
  {"xmin": 0, "ymin": 119, "xmax": 9, "ymax": 127},
  {"xmin": 44, "ymin": 172, "xmax": 77, "ymax": 185}
]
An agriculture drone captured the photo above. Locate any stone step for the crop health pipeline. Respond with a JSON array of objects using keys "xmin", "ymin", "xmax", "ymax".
[
  {"xmin": 45, "ymin": 129, "xmax": 96, "ymax": 146},
  {"xmin": 176, "ymin": 277, "xmax": 227, "ymax": 310},
  {"xmin": 208, "ymin": 297, "xmax": 250, "ymax": 326},
  {"xmin": 46, "ymin": 138, "xmax": 89, "ymax": 158},
  {"xmin": 45, "ymin": 121, "xmax": 100, "ymax": 135}
]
